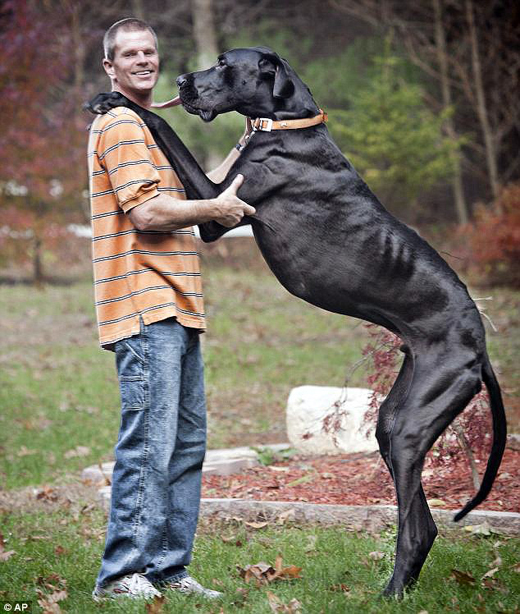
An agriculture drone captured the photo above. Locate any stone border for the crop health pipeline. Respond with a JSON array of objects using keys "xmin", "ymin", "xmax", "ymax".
[
  {"xmin": 95, "ymin": 487, "xmax": 520, "ymax": 534},
  {"xmin": 198, "ymin": 498, "xmax": 520, "ymax": 535}
]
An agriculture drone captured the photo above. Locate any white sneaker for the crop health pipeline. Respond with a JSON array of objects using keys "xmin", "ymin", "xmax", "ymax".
[
  {"xmin": 92, "ymin": 572, "xmax": 162, "ymax": 601},
  {"xmin": 164, "ymin": 575, "xmax": 223, "ymax": 599}
]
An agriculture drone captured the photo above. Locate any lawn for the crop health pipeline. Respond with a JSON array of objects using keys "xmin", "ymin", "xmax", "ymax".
[
  {"xmin": 0, "ymin": 249, "xmax": 372, "ymax": 490},
  {"xmin": 1, "ymin": 242, "xmax": 519, "ymax": 612},
  {"xmin": 1, "ymin": 243, "xmax": 519, "ymax": 491},
  {"xmin": 1, "ymin": 508, "xmax": 519, "ymax": 613}
]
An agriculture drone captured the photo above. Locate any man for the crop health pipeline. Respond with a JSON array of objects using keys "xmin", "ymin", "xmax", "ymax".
[{"xmin": 88, "ymin": 18, "xmax": 254, "ymax": 601}]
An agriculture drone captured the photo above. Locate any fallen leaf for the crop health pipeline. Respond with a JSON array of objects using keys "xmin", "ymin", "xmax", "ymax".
[
  {"xmin": 463, "ymin": 522, "xmax": 497, "ymax": 536},
  {"xmin": 368, "ymin": 551, "xmax": 385, "ymax": 561},
  {"xmin": 0, "ymin": 549, "xmax": 15, "ymax": 562},
  {"xmin": 221, "ymin": 534, "xmax": 244, "ymax": 547},
  {"xmin": 35, "ymin": 487, "xmax": 59, "ymax": 502},
  {"xmin": 237, "ymin": 561, "xmax": 274, "ymax": 586},
  {"xmin": 451, "ymin": 568, "xmax": 476, "ymax": 585},
  {"xmin": 145, "ymin": 595, "xmax": 166, "ymax": 613},
  {"xmin": 277, "ymin": 508, "xmax": 296, "ymax": 525},
  {"xmin": 36, "ymin": 585, "xmax": 68, "ymax": 614},
  {"xmin": 244, "ymin": 521, "xmax": 269, "ymax": 530},
  {"xmin": 512, "ymin": 562, "xmax": 520, "ymax": 573},
  {"xmin": 481, "ymin": 577, "xmax": 509, "ymax": 593},
  {"xmin": 54, "ymin": 545, "xmax": 67, "ymax": 556},
  {"xmin": 267, "ymin": 591, "xmax": 302, "ymax": 613},
  {"xmin": 17, "ymin": 445, "xmax": 37, "ymax": 457},
  {"xmin": 329, "ymin": 583, "xmax": 351, "ymax": 594},
  {"xmin": 237, "ymin": 556, "xmax": 302, "ymax": 586},
  {"xmin": 64, "ymin": 445, "xmax": 91, "ymax": 459},
  {"xmin": 305, "ymin": 535, "xmax": 317, "ymax": 553},
  {"xmin": 481, "ymin": 566, "xmax": 499, "ymax": 580},
  {"xmin": 427, "ymin": 498, "xmax": 447, "ymax": 508},
  {"xmin": 286, "ymin": 473, "xmax": 315, "ymax": 487}
]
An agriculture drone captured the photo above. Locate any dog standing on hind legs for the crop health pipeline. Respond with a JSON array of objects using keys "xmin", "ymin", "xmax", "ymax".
[{"xmin": 87, "ymin": 46, "xmax": 507, "ymax": 598}]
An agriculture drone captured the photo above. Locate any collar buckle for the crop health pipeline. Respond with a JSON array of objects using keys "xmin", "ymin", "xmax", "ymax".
[{"xmin": 253, "ymin": 117, "xmax": 273, "ymax": 132}]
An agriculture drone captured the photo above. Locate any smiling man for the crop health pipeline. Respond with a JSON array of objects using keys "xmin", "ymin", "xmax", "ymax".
[{"xmin": 88, "ymin": 18, "xmax": 254, "ymax": 602}]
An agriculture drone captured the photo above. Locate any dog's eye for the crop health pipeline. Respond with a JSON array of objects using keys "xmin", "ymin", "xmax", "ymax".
[{"xmin": 217, "ymin": 58, "xmax": 226, "ymax": 68}]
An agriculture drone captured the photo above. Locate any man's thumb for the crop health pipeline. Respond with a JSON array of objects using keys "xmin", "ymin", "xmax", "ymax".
[{"xmin": 228, "ymin": 174, "xmax": 244, "ymax": 193}]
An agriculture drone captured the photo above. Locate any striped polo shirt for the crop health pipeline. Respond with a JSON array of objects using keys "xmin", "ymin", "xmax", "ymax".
[{"xmin": 87, "ymin": 106, "xmax": 205, "ymax": 350}]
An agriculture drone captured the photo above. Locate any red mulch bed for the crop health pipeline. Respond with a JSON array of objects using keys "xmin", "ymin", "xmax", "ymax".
[{"xmin": 202, "ymin": 448, "xmax": 519, "ymax": 513}]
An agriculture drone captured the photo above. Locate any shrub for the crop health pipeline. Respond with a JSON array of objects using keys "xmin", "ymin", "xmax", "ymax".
[
  {"xmin": 361, "ymin": 324, "xmax": 491, "ymax": 490},
  {"xmin": 461, "ymin": 183, "xmax": 520, "ymax": 287}
]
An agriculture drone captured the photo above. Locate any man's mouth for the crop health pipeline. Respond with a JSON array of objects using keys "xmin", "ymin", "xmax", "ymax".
[{"xmin": 133, "ymin": 70, "xmax": 154, "ymax": 76}]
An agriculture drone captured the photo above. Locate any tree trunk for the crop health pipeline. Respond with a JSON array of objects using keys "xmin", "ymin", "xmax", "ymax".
[
  {"xmin": 191, "ymin": 0, "xmax": 219, "ymax": 69},
  {"xmin": 465, "ymin": 0, "xmax": 499, "ymax": 200},
  {"xmin": 33, "ymin": 235, "xmax": 44, "ymax": 285},
  {"xmin": 452, "ymin": 421, "xmax": 481, "ymax": 492},
  {"xmin": 191, "ymin": 0, "xmax": 222, "ymax": 170},
  {"xmin": 433, "ymin": 0, "xmax": 468, "ymax": 224},
  {"xmin": 131, "ymin": 0, "xmax": 145, "ymax": 21}
]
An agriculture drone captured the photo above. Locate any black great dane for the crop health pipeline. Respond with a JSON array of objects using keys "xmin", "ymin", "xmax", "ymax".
[{"xmin": 88, "ymin": 46, "xmax": 507, "ymax": 597}]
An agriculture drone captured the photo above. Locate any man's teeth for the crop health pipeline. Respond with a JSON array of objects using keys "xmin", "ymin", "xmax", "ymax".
[{"xmin": 135, "ymin": 70, "xmax": 152, "ymax": 75}]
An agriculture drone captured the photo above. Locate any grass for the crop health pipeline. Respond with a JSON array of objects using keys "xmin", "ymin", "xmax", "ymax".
[
  {"xmin": 1, "ymin": 508, "xmax": 519, "ymax": 613},
  {"xmin": 2, "ymin": 253, "xmax": 519, "ymax": 490},
  {"xmin": 1, "ymin": 248, "xmax": 519, "ymax": 611},
  {"xmin": 0, "ymin": 257, "xmax": 370, "ymax": 490}
]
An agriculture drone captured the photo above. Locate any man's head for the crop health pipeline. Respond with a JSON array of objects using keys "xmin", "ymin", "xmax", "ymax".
[{"xmin": 102, "ymin": 18, "xmax": 159, "ymax": 107}]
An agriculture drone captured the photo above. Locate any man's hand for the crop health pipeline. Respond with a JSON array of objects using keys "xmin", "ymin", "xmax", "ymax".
[{"xmin": 212, "ymin": 175, "xmax": 256, "ymax": 227}]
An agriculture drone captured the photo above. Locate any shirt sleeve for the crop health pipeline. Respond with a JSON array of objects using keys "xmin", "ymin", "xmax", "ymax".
[{"xmin": 97, "ymin": 111, "xmax": 161, "ymax": 213}]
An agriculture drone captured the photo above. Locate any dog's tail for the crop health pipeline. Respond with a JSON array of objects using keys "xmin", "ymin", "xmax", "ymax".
[{"xmin": 453, "ymin": 355, "xmax": 507, "ymax": 522}]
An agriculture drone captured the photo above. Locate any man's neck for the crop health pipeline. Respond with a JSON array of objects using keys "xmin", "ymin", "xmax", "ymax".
[{"xmin": 113, "ymin": 87, "xmax": 152, "ymax": 110}]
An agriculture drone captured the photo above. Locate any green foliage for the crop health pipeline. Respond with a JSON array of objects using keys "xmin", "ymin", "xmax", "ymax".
[
  {"xmin": 330, "ymin": 53, "xmax": 459, "ymax": 216},
  {"xmin": 250, "ymin": 446, "xmax": 298, "ymax": 466}
]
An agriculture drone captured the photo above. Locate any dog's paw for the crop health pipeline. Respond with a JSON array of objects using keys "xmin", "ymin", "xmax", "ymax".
[{"xmin": 83, "ymin": 92, "xmax": 129, "ymax": 114}]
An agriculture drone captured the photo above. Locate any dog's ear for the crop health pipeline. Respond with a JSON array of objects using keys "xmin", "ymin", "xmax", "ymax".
[
  {"xmin": 273, "ymin": 61, "xmax": 295, "ymax": 99},
  {"xmin": 259, "ymin": 54, "xmax": 295, "ymax": 99}
]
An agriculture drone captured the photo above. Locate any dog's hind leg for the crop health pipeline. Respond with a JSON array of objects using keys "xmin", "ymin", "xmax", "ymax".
[{"xmin": 381, "ymin": 353, "xmax": 482, "ymax": 598}]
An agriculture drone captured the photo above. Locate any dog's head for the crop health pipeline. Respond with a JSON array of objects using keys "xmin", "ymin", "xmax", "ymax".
[{"xmin": 176, "ymin": 47, "xmax": 319, "ymax": 122}]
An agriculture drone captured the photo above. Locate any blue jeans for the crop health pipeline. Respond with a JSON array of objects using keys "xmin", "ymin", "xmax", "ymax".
[{"xmin": 96, "ymin": 318, "xmax": 207, "ymax": 587}]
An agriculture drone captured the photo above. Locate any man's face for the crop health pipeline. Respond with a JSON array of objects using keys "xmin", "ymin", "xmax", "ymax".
[{"xmin": 103, "ymin": 29, "xmax": 159, "ymax": 101}]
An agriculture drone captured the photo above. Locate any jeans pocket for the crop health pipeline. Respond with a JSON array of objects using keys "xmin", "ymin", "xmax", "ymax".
[
  {"xmin": 115, "ymin": 336, "xmax": 147, "ymax": 410},
  {"xmin": 119, "ymin": 377, "xmax": 146, "ymax": 411}
]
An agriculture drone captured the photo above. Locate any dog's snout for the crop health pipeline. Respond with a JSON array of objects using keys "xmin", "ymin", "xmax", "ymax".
[{"xmin": 176, "ymin": 75, "xmax": 188, "ymax": 88}]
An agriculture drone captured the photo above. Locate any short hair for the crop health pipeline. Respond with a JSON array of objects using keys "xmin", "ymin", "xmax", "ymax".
[{"xmin": 103, "ymin": 18, "xmax": 158, "ymax": 61}]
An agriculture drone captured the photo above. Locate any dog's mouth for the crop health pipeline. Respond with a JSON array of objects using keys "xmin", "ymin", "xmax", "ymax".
[{"xmin": 180, "ymin": 96, "xmax": 216, "ymax": 122}]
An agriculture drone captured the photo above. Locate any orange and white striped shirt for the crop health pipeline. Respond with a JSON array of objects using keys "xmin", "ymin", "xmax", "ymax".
[{"xmin": 87, "ymin": 106, "xmax": 205, "ymax": 350}]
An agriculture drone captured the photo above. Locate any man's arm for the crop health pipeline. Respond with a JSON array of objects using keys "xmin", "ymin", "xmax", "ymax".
[{"xmin": 129, "ymin": 174, "xmax": 255, "ymax": 231}]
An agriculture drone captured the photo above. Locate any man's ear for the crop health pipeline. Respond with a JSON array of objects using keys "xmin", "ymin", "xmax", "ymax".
[
  {"xmin": 258, "ymin": 55, "xmax": 294, "ymax": 99},
  {"xmin": 103, "ymin": 58, "xmax": 115, "ymax": 80}
]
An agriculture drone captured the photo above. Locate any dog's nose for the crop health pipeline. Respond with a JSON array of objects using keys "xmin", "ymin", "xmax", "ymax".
[{"xmin": 176, "ymin": 75, "xmax": 188, "ymax": 88}]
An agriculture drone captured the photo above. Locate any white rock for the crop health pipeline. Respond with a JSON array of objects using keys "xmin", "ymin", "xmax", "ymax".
[{"xmin": 286, "ymin": 386, "xmax": 378, "ymax": 455}]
